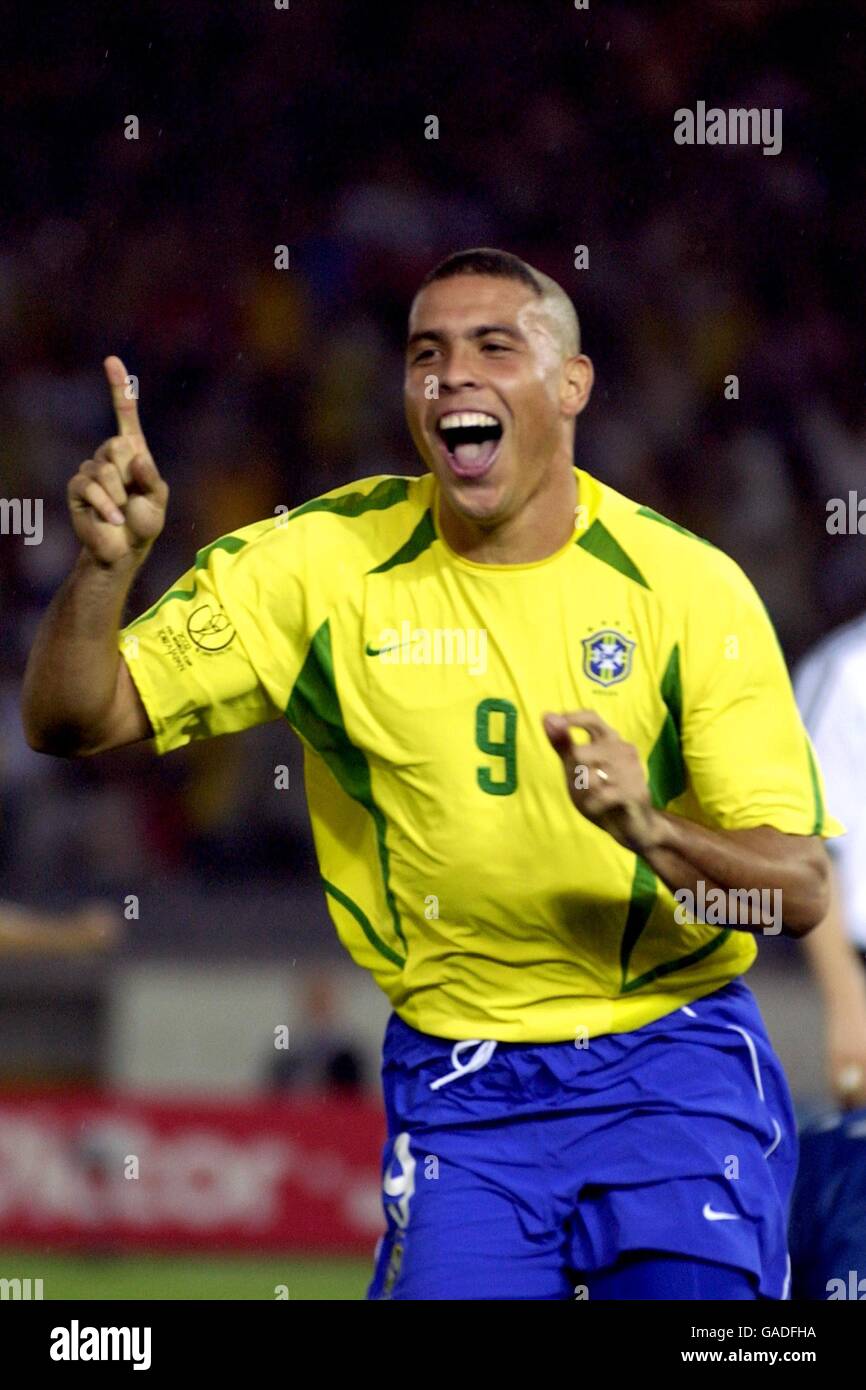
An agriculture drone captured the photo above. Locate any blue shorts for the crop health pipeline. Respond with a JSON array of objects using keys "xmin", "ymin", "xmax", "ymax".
[{"xmin": 368, "ymin": 980, "xmax": 797, "ymax": 1301}]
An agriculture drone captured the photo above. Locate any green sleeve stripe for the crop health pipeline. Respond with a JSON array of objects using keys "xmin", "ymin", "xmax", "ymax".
[
  {"xmin": 126, "ymin": 479, "xmax": 411, "ymax": 632},
  {"xmin": 126, "ymin": 533, "xmax": 249, "ymax": 629},
  {"xmin": 646, "ymin": 644, "xmax": 686, "ymax": 810},
  {"xmin": 290, "ymin": 477, "xmax": 410, "ymax": 521},
  {"xmin": 195, "ymin": 535, "xmax": 247, "ymax": 568},
  {"xmin": 322, "ymin": 878, "xmax": 406, "ymax": 968},
  {"xmin": 636, "ymin": 505, "xmax": 714, "ymax": 547},
  {"xmin": 368, "ymin": 509, "xmax": 437, "ymax": 574},
  {"xmin": 620, "ymin": 643, "xmax": 686, "ymax": 988},
  {"xmin": 618, "ymin": 856, "xmax": 658, "ymax": 989},
  {"xmin": 286, "ymin": 618, "xmax": 407, "ymax": 954},
  {"xmin": 577, "ymin": 519, "xmax": 650, "ymax": 589},
  {"xmin": 126, "ymin": 584, "xmax": 197, "ymax": 629},
  {"xmin": 805, "ymin": 738, "xmax": 825, "ymax": 836},
  {"xmin": 620, "ymin": 928, "xmax": 733, "ymax": 995}
]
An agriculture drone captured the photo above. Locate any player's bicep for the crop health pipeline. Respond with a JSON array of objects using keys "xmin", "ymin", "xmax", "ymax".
[{"xmin": 85, "ymin": 654, "xmax": 154, "ymax": 753}]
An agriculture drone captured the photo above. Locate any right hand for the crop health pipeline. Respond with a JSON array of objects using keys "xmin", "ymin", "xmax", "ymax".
[{"xmin": 68, "ymin": 356, "xmax": 169, "ymax": 566}]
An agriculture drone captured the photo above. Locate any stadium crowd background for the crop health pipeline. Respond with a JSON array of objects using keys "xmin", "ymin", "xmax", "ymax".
[{"xmin": 1, "ymin": 0, "xmax": 864, "ymax": 1094}]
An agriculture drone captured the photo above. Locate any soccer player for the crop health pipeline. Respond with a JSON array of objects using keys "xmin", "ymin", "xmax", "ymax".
[{"xmin": 23, "ymin": 249, "xmax": 841, "ymax": 1301}]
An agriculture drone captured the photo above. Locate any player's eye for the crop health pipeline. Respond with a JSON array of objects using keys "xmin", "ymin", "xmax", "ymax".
[
  {"xmin": 481, "ymin": 342, "xmax": 512, "ymax": 354},
  {"xmin": 411, "ymin": 346, "xmax": 438, "ymax": 364}
]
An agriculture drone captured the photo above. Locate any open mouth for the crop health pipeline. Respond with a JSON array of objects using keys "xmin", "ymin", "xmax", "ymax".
[{"xmin": 436, "ymin": 411, "xmax": 503, "ymax": 478}]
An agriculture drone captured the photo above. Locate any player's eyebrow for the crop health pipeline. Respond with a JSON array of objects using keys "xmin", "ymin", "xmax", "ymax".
[
  {"xmin": 406, "ymin": 324, "xmax": 526, "ymax": 350},
  {"xmin": 469, "ymin": 324, "xmax": 526, "ymax": 342}
]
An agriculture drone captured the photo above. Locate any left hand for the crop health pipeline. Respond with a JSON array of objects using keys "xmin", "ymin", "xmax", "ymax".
[{"xmin": 543, "ymin": 709, "xmax": 662, "ymax": 855}]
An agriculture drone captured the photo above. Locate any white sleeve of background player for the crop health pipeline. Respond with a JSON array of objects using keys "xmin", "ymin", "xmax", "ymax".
[{"xmin": 794, "ymin": 650, "xmax": 865, "ymax": 846}]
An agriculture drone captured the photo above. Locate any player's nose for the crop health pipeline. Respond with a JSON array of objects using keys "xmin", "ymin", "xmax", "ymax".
[{"xmin": 438, "ymin": 345, "xmax": 481, "ymax": 393}]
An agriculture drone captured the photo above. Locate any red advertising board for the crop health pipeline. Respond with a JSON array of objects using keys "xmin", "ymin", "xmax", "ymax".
[{"xmin": 0, "ymin": 1092, "xmax": 386, "ymax": 1253}]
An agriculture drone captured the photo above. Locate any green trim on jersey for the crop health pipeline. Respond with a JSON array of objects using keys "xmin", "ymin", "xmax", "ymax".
[
  {"xmin": 622, "ymin": 927, "xmax": 733, "ymax": 994},
  {"xmin": 647, "ymin": 644, "xmax": 686, "ymax": 809},
  {"xmin": 290, "ymin": 476, "xmax": 410, "ymax": 521},
  {"xmin": 805, "ymin": 738, "xmax": 825, "ymax": 836},
  {"xmin": 195, "ymin": 535, "xmax": 247, "ymax": 568},
  {"xmin": 322, "ymin": 878, "xmax": 406, "ymax": 968},
  {"xmin": 619, "ymin": 856, "xmax": 658, "ymax": 991},
  {"xmin": 636, "ymin": 505, "xmax": 713, "ymax": 547},
  {"xmin": 577, "ymin": 519, "xmax": 650, "ymax": 589},
  {"xmin": 368, "ymin": 509, "xmax": 437, "ymax": 575},
  {"xmin": 127, "ymin": 583, "xmax": 198, "ymax": 628},
  {"xmin": 286, "ymin": 618, "xmax": 407, "ymax": 956},
  {"xmin": 127, "ymin": 534, "xmax": 249, "ymax": 628},
  {"xmin": 620, "ymin": 642, "xmax": 701, "ymax": 990},
  {"xmin": 619, "ymin": 848, "xmax": 733, "ymax": 996}
]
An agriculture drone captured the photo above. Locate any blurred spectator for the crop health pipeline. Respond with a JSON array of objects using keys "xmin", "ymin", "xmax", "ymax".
[
  {"xmin": 267, "ymin": 974, "xmax": 367, "ymax": 1096},
  {"xmin": 0, "ymin": 900, "xmax": 121, "ymax": 955}
]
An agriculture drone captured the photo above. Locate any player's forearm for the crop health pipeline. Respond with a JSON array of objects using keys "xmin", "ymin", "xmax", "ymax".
[
  {"xmin": 640, "ymin": 813, "xmax": 830, "ymax": 938},
  {"xmin": 22, "ymin": 549, "xmax": 142, "ymax": 755}
]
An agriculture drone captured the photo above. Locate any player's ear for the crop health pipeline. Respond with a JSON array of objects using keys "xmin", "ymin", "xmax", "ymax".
[{"xmin": 561, "ymin": 354, "xmax": 593, "ymax": 419}]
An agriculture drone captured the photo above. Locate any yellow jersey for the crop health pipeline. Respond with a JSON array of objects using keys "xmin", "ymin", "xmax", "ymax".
[{"xmin": 120, "ymin": 468, "xmax": 841, "ymax": 1041}]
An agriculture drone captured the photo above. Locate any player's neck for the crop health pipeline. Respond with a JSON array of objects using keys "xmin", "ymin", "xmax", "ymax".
[{"xmin": 438, "ymin": 465, "xmax": 578, "ymax": 565}]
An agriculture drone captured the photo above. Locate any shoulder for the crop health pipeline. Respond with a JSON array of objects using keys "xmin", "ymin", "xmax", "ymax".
[
  {"xmin": 587, "ymin": 473, "xmax": 764, "ymax": 612},
  {"xmin": 199, "ymin": 472, "xmax": 434, "ymax": 585}
]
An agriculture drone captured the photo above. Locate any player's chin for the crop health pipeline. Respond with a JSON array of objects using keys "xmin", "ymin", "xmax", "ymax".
[{"xmin": 435, "ymin": 467, "xmax": 510, "ymax": 523}]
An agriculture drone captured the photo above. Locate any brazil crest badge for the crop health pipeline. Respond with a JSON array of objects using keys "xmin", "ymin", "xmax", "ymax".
[{"xmin": 582, "ymin": 629, "xmax": 636, "ymax": 687}]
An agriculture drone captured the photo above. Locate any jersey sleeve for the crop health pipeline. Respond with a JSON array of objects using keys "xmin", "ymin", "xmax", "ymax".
[
  {"xmin": 794, "ymin": 647, "xmax": 863, "ymax": 851},
  {"xmin": 118, "ymin": 520, "xmax": 307, "ymax": 755},
  {"xmin": 679, "ymin": 556, "xmax": 844, "ymax": 838}
]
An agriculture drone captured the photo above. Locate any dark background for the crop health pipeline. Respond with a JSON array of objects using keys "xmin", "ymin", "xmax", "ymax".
[{"xmin": 1, "ymin": 0, "xmax": 863, "ymax": 980}]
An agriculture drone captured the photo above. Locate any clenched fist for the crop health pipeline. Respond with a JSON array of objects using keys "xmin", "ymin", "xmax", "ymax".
[
  {"xmin": 543, "ymin": 708, "xmax": 662, "ymax": 855},
  {"xmin": 68, "ymin": 356, "xmax": 169, "ymax": 567}
]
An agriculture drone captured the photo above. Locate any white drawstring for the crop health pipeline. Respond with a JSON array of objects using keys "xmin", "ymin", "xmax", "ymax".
[{"xmin": 429, "ymin": 1038, "xmax": 498, "ymax": 1091}]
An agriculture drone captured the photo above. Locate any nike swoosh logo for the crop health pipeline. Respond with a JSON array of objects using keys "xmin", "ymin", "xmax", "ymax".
[
  {"xmin": 702, "ymin": 1203, "xmax": 741, "ymax": 1222},
  {"xmin": 365, "ymin": 642, "xmax": 405, "ymax": 657},
  {"xmin": 365, "ymin": 641, "xmax": 416, "ymax": 657}
]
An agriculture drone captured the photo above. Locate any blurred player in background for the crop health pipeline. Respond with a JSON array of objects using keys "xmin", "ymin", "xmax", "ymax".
[
  {"xmin": 266, "ymin": 972, "xmax": 366, "ymax": 1096},
  {"xmin": 0, "ymin": 901, "xmax": 120, "ymax": 956},
  {"xmin": 795, "ymin": 621, "xmax": 866, "ymax": 1108},
  {"xmin": 22, "ymin": 249, "xmax": 840, "ymax": 1301},
  {"xmin": 789, "ymin": 618, "xmax": 866, "ymax": 1299}
]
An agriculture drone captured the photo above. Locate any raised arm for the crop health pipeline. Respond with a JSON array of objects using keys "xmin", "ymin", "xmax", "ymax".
[{"xmin": 22, "ymin": 356, "xmax": 169, "ymax": 756}]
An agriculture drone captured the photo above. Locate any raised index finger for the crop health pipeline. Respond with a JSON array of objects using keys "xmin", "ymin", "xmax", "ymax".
[{"xmin": 104, "ymin": 355, "xmax": 145, "ymax": 441}]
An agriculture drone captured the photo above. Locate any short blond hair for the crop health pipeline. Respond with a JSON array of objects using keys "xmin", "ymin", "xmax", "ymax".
[{"xmin": 416, "ymin": 248, "xmax": 580, "ymax": 357}]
